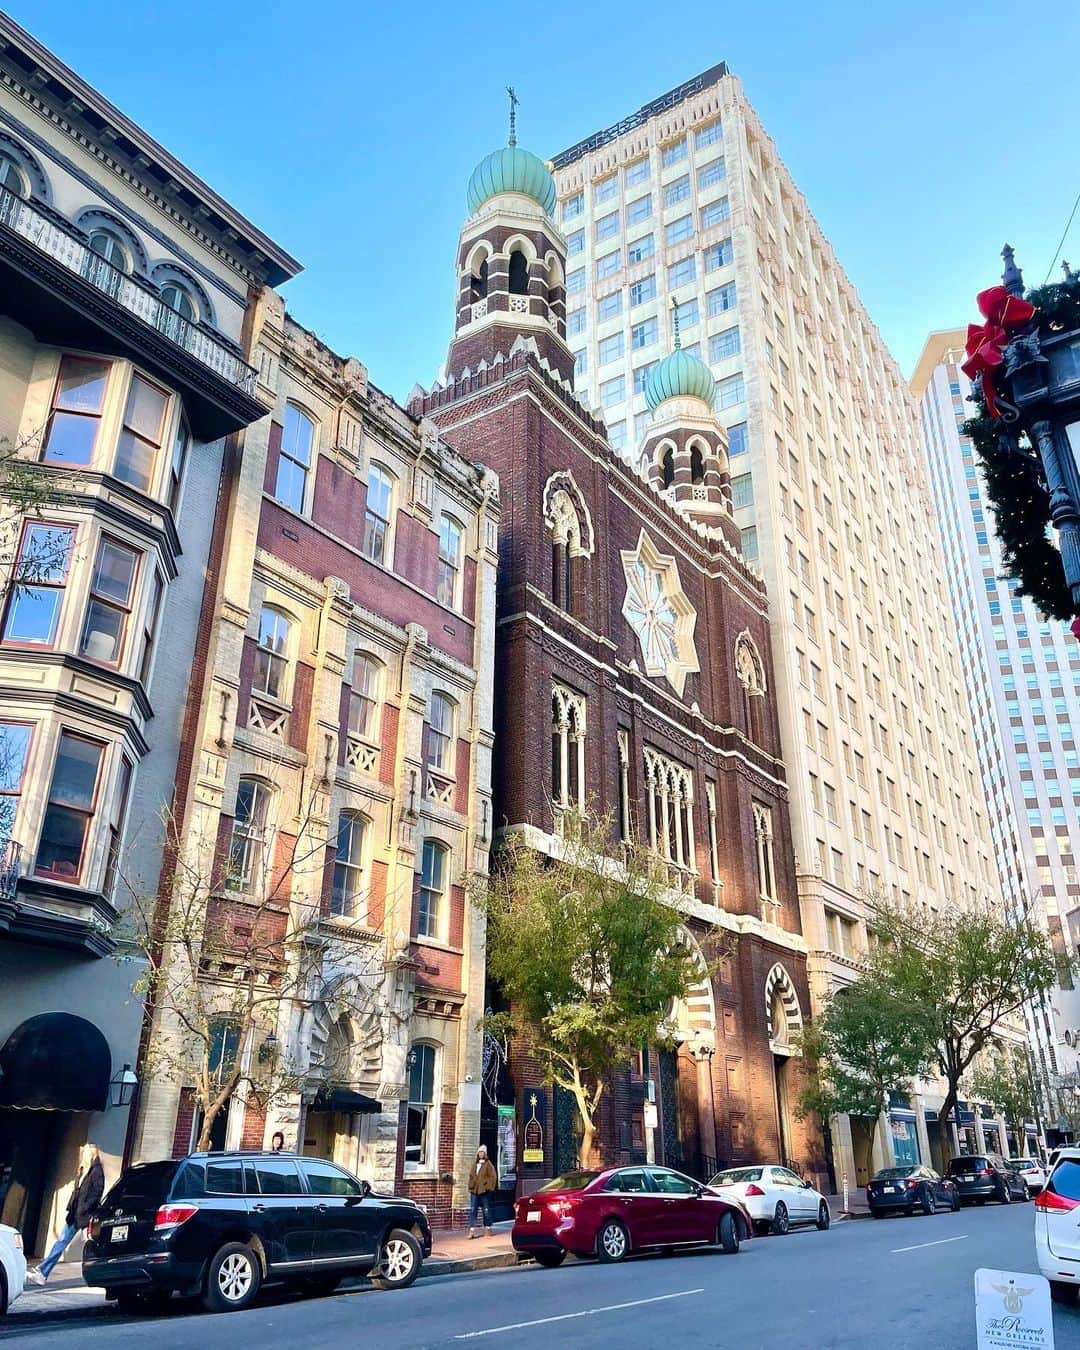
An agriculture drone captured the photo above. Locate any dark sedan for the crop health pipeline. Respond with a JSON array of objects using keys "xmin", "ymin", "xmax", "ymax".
[{"xmin": 867, "ymin": 1165, "xmax": 959, "ymax": 1217}]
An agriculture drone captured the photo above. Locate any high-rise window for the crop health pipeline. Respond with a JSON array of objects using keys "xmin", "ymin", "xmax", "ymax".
[
  {"xmin": 594, "ymin": 175, "xmax": 618, "ymax": 203},
  {"xmin": 626, "ymin": 235, "xmax": 655, "ymax": 265},
  {"xmin": 727, "ymin": 422, "xmax": 748, "ymax": 456},
  {"xmin": 228, "ymin": 778, "xmax": 272, "ymax": 895},
  {"xmin": 437, "ymin": 514, "xmax": 463, "ymax": 607},
  {"xmin": 566, "ymin": 268, "xmax": 585, "ymax": 294},
  {"xmin": 332, "ymin": 811, "xmax": 368, "ymax": 919},
  {"xmin": 35, "ymin": 732, "xmax": 105, "ymax": 883},
  {"xmin": 115, "ymin": 374, "xmax": 168, "ymax": 493},
  {"xmin": 2, "ymin": 523, "xmax": 74, "ymax": 646},
  {"xmin": 700, "ymin": 197, "xmax": 731, "ymax": 229},
  {"xmin": 598, "ymin": 291, "xmax": 623, "ymax": 320},
  {"xmin": 418, "ymin": 840, "xmax": 447, "ymax": 939},
  {"xmin": 275, "ymin": 404, "xmax": 315, "ymax": 513},
  {"xmin": 716, "ymin": 374, "xmax": 745, "ymax": 410},
  {"xmin": 630, "ymin": 275, "xmax": 657, "ymax": 306},
  {"xmin": 695, "ymin": 119, "xmax": 723, "ymax": 148},
  {"xmin": 709, "ymin": 328, "xmax": 741, "ymax": 362},
  {"xmin": 704, "ymin": 238, "xmax": 734, "ymax": 272},
  {"xmin": 707, "ymin": 282, "xmax": 737, "ymax": 315},
  {"xmin": 627, "ymin": 194, "xmax": 652, "ymax": 225},
  {"xmin": 599, "ymin": 333, "xmax": 625, "ymax": 365},
  {"xmin": 566, "ymin": 229, "xmax": 585, "ymax": 257},
  {"xmin": 664, "ymin": 176, "xmax": 690, "ymax": 207},
  {"xmin": 562, "ymin": 193, "xmax": 583, "ymax": 220},
  {"xmin": 596, "ymin": 250, "xmax": 620, "ymax": 280},
  {"xmin": 363, "ymin": 464, "xmax": 395, "ymax": 564},
  {"xmin": 625, "ymin": 158, "xmax": 650, "ymax": 186},
  {"xmin": 427, "ymin": 693, "xmax": 454, "ymax": 772},
  {"xmin": 405, "ymin": 1043, "xmax": 437, "ymax": 1167},
  {"xmin": 80, "ymin": 537, "xmax": 139, "ymax": 666},
  {"xmin": 596, "ymin": 210, "xmax": 620, "ymax": 241},
  {"xmin": 253, "ymin": 607, "xmax": 291, "ymax": 700},
  {"xmin": 567, "ymin": 308, "xmax": 587, "ymax": 335},
  {"xmin": 666, "ymin": 216, "xmax": 694, "ymax": 247},
  {"xmin": 632, "ymin": 318, "xmax": 659, "ymax": 351},
  {"xmin": 668, "ymin": 257, "xmax": 696, "ymax": 288},
  {"xmin": 41, "ymin": 357, "xmax": 110, "ymax": 467},
  {"xmin": 633, "ymin": 361, "xmax": 659, "ymax": 395},
  {"xmin": 600, "ymin": 376, "xmax": 625, "ymax": 408},
  {"xmin": 661, "ymin": 138, "xmax": 687, "ymax": 167},
  {"xmin": 697, "ymin": 158, "xmax": 726, "ymax": 188}
]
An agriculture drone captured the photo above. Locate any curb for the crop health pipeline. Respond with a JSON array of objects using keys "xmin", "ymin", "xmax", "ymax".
[{"xmin": 2, "ymin": 1250, "xmax": 523, "ymax": 1327}]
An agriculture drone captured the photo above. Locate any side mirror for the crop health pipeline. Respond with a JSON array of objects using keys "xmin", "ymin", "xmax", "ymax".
[
  {"xmin": 802, "ymin": 1179, "xmax": 813, "ymax": 1189},
  {"xmin": 360, "ymin": 1179, "xmax": 372, "ymax": 1198}
]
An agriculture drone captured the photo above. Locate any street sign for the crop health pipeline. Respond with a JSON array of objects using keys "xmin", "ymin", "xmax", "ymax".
[
  {"xmin": 975, "ymin": 1268, "xmax": 1054, "ymax": 1349},
  {"xmin": 643, "ymin": 1100, "xmax": 658, "ymax": 1129}
]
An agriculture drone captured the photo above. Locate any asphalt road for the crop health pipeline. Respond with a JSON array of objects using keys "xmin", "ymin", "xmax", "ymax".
[{"xmin": 7, "ymin": 1203, "xmax": 1079, "ymax": 1349}]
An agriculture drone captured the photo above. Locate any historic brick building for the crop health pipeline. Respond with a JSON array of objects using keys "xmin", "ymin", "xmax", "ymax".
[{"xmin": 412, "ymin": 130, "xmax": 820, "ymax": 1190}]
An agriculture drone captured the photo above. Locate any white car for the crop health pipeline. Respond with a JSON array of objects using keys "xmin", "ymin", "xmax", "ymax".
[
  {"xmin": 710, "ymin": 1164, "xmax": 830, "ymax": 1235},
  {"xmin": 1009, "ymin": 1156, "xmax": 1048, "ymax": 1195},
  {"xmin": 1035, "ymin": 1148, "xmax": 1080, "ymax": 1303},
  {"xmin": 0, "ymin": 1222, "xmax": 26, "ymax": 1315}
]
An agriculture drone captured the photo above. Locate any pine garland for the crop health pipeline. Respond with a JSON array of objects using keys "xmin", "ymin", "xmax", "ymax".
[{"xmin": 959, "ymin": 275, "xmax": 1080, "ymax": 622}]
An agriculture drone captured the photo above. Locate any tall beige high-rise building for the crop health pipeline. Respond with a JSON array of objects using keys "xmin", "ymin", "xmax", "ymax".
[{"xmin": 552, "ymin": 65, "xmax": 1002, "ymax": 1180}]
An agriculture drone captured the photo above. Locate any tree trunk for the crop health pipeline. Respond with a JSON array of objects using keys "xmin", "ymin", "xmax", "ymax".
[{"xmin": 938, "ymin": 1084, "xmax": 959, "ymax": 1167}]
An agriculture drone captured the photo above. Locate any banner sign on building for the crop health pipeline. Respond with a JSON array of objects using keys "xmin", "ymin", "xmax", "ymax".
[
  {"xmin": 522, "ymin": 1089, "xmax": 545, "ymax": 1164},
  {"xmin": 497, "ymin": 1104, "xmax": 517, "ymax": 1187}
]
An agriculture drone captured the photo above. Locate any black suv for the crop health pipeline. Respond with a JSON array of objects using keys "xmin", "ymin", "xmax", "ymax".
[
  {"xmin": 83, "ymin": 1152, "xmax": 432, "ymax": 1314},
  {"xmin": 946, "ymin": 1153, "xmax": 1029, "ymax": 1206}
]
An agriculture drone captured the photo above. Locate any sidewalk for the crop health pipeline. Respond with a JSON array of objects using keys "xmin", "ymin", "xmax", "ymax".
[
  {"xmin": 827, "ymin": 1189, "xmax": 872, "ymax": 1219},
  {"xmin": 6, "ymin": 1223, "xmax": 519, "ymax": 1325}
]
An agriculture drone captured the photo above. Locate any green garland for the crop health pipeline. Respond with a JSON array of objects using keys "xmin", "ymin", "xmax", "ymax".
[{"xmin": 958, "ymin": 275, "xmax": 1080, "ymax": 622}]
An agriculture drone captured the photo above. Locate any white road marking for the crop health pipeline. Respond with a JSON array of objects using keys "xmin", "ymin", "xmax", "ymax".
[
  {"xmin": 454, "ymin": 1288, "xmax": 705, "ymax": 1338},
  {"xmin": 891, "ymin": 1235, "xmax": 968, "ymax": 1254}
]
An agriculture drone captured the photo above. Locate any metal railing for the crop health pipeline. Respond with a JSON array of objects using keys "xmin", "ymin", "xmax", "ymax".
[
  {"xmin": 0, "ymin": 188, "xmax": 258, "ymax": 396},
  {"xmin": 0, "ymin": 838, "xmax": 21, "ymax": 902}
]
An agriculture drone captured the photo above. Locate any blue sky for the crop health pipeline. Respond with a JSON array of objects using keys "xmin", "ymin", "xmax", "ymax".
[{"xmin": 11, "ymin": 1, "xmax": 1080, "ymax": 401}]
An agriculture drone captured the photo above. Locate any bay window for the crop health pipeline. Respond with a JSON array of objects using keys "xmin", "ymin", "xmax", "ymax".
[
  {"xmin": 115, "ymin": 373, "xmax": 168, "ymax": 492},
  {"xmin": 79, "ymin": 537, "xmax": 139, "ymax": 665},
  {"xmin": 41, "ymin": 357, "xmax": 110, "ymax": 467},
  {"xmin": 2, "ymin": 523, "xmax": 74, "ymax": 646},
  {"xmin": 35, "ymin": 732, "xmax": 105, "ymax": 883},
  {"xmin": 0, "ymin": 721, "xmax": 32, "ymax": 840},
  {"xmin": 137, "ymin": 570, "xmax": 164, "ymax": 685},
  {"xmin": 168, "ymin": 416, "xmax": 189, "ymax": 511}
]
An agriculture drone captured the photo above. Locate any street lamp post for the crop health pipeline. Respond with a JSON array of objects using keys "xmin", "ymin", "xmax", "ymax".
[{"xmin": 981, "ymin": 246, "xmax": 1080, "ymax": 630}]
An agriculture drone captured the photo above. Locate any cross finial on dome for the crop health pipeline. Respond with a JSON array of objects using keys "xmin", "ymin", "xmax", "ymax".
[
  {"xmin": 506, "ymin": 86, "xmax": 519, "ymax": 148},
  {"xmin": 671, "ymin": 297, "xmax": 682, "ymax": 350}
]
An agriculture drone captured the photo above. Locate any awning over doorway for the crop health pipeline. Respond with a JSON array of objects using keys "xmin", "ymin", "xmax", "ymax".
[
  {"xmin": 0, "ymin": 1013, "xmax": 111, "ymax": 1111},
  {"xmin": 308, "ymin": 1088, "xmax": 381, "ymax": 1115}
]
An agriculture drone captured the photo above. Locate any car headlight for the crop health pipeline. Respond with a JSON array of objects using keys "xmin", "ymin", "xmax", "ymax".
[{"xmin": 416, "ymin": 1202, "xmax": 428, "ymax": 1215}]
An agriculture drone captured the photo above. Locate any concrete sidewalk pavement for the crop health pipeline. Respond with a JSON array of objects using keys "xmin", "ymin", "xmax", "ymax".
[{"xmin": 7, "ymin": 1223, "xmax": 519, "ymax": 1325}]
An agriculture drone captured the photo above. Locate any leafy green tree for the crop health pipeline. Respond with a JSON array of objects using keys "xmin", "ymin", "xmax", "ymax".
[
  {"xmin": 870, "ymin": 902, "xmax": 1061, "ymax": 1163},
  {"xmin": 968, "ymin": 1042, "xmax": 1038, "ymax": 1152},
  {"xmin": 796, "ymin": 980, "xmax": 934, "ymax": 1181},
  {"xmin": 476, "ymin": 812, "xmax": 712, "ymax": 1167}
]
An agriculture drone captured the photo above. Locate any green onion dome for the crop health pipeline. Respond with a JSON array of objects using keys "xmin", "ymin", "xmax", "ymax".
[
  {"xmin": 644, "ymin": 347, "xmax": 716, "ymax": 410},
  {"xmin": 466, "ymin": 146, "xmax": 557, "ymax": 217}
]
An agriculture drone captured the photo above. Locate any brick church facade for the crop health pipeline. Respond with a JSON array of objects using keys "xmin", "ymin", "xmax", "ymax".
[{"xmin": 412, "ymin": 134, "xmax": 822, "ymax": 1192}]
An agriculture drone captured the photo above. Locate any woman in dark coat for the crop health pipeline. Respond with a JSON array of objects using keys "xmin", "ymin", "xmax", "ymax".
[{"xmin": 28, "ymin": 1143, "xmax": 104, "ymax": 1283}]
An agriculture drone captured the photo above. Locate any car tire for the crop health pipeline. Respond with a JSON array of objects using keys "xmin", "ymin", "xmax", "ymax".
[
  {"xmin": 816, "ymin": 1201, "xmax": 831, "ymax": 1231},
  {"xmin": 596, "ymin": 1219, "xmax": 629, "ymax": 1263},
  {"xmin": 921, "ymin": 1188, "xmax": 936, "ymax": 1216},
  {"xmin": 950, "ymin": 1191, "xmax": 961, "ymax": 1212},
  {"xmin": 299, "ymin": 1275, "xmax": 341, "ymax": 1298},
  {"xmin": 771, "ymin": 1201, "xmax": 790, "ymax": 1236},
  {"xmin": 0, "ymin": 1267, "xmax": 7, "ymax": 1317},
  {"xmin": 871, "ymin": 1209, "xmax": 884, "ymax": 1219},
  {"xmin": 1051, "ymin": 1281, "xmax": 1079, "ymax": 1305},
  {"xmin": 998, "ymin": 1183, "xmax": 1012, "ymax": 1206},
  {"xmin": 533, "ymin": 1250, "xmax": 566, "ymax": 1268},
  {"xmin": 372, "ymin": 1229, "xmax": 422, "ymax": 1290},
  {"xmin": 718, "ymin": 1211, "xmax": 740, "ymax": 1254},
  {"xmin": 203, "ymin": 1243, "xmax": 262, "ymax": 1314}
]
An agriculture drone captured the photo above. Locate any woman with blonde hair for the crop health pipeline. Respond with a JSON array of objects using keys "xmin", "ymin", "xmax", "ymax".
[{"xmin": 27, "ymin": 1142, "xmax": 104, "ymax": 1284}]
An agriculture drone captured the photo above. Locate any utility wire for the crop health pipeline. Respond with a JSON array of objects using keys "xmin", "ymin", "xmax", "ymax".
[{"xmin": 1044, "ymin": 187, "xmax": 1080, "ymax": 283}]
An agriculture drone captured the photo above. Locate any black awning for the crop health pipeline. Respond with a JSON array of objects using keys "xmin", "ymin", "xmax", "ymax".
[
  {"xmin": 308, "ymin": 1089, "xmax": 381, "ymax": 1115},
  {"xmin": 0, "ymin": 1012, "xmax": 111, "ymax": 1111}
]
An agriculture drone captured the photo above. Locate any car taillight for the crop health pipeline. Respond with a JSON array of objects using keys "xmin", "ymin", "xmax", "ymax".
[
  {"xmin": 1036, "ymin": 1190, "xmax": 1080, "ymax": 1212},
  {"xmin": 88, "ymin": 1218, "xmax": 101, "ymax": 1241},
  {"xmin": 905, "ymin": 1179, "xmax": 919, "ymax": 1189},
  {"xmin": 745, "ymin": 1184, "xmax": 765, "ymax": 1197},
  {"xmin": 154, "ymin": 1204, "xmax": 197, "ymax": 1231},
  {"xmin": 547, "ymin": 1198, "xmax": 578, "ymax": 1217},
  {"xmin": 12, "ymin": 1231, "xmax": 22, "ymax": 1250}
]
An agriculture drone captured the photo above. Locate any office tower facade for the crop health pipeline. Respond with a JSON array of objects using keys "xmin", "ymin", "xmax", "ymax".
[{"xmin": 552, "ymin": 67, "xmax": 1002, "ymax": 1180}]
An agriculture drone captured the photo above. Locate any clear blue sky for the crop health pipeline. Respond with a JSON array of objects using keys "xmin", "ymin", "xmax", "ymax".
[{"xmin": 10, "ymin": 1, "xmax": 1080, "ymax": 401}]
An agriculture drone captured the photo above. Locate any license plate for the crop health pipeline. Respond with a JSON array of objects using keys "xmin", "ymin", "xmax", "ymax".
[
  {"xmin": 884, "ymin": 1186, "xmax": 897, "ymax": 1194},
  {"xmin": 111, "ymin": 1225, "xmax": 128, "ymax": 1243},
  {"xmin": 526, "ymin": 1210, "xmax": 541, "ymax": 1223}
]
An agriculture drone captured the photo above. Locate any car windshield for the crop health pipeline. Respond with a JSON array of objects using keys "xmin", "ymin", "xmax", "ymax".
[
  {"xmin": 711, "ymin": 1168, "xmax": 763, "ymax": 1184},
  {"xmin": 873, "ymin": 1167, "xmax": 915, "ymax": 1180},
  {"xmin": 948, "ymin": 1157, "xmax": 988, "ymax": 1173},
  {"xmin": 1009, "ymin": 1159, "xmax": 1035, "ymax": 1169},
  {"xmin": 536, "ymin": 1171, "xmax": 598, "ymax": 1193}
]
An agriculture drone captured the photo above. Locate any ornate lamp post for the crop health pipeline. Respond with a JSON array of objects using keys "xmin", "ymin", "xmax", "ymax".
[{"xmin": 964, "ymin": 246, "xmax": 1080, "ymax": 635}]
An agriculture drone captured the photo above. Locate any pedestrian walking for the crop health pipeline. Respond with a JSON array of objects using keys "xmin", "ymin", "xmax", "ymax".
[
  {"xmin": 27, "ymin": 1143, "xmax": 104, "ymax": 1284},
  {"xmin": 467, "ymin": 1145, "xmax": 497, "ymax": 1238},
  {"xmin": 270, "ymin": 1131, "xmax": 285, "ymax": 1153}
]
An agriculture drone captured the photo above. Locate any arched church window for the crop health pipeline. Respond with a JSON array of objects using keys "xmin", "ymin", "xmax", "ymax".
[
  {"xmin": 473, "ymin": 257, "xmax": 488, "ymax": 301},
  {"xmin": 660, "ymin": 447, "xmax": 675, "ymax": 490},
  {"xmin": 508, "ymin": 250, "xmax": 529, "ymax": 296},
  {"xmin": 690, "ymin": 445, "xmax": 705, "ymax": 485}
]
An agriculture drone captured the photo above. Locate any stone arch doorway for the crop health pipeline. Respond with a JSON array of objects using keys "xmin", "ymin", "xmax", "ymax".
[
  {"xmin": 764, "ymin": 963, "xmax": 803, "ymax": 1168},
  {"xmin": 659, "ymin": 930, "xmax": 718, "ymax": 1177}
]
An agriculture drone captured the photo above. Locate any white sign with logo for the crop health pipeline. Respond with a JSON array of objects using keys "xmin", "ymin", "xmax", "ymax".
[
  {"xmin": 975, "ymin": 1268, "xmax": 1054, "ymax": 1349},
  {"xmin": 643, "ymin": 1100, "xmax": 658, "ymax": 1130}
]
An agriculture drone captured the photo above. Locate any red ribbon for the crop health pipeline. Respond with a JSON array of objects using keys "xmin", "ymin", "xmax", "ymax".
[{"xmin": 961, "ymin": 285, "xmax": 1035, "ymax": 417}]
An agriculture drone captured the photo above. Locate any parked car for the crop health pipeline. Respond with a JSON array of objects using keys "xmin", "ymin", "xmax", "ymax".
[
  {"xmin": 1009, "ymin": 1157, "xmax": 1048, "ymax": 1195},
  {"xmin": 1035, "ymin": 1147, "xmax": 1080, "ymax": 1303},
  {"xmin": 82, "ymin": 1152, "xmax": 431, "ymax": 1314},
  {"xmin": 946, "ymin": 1154, "xmax": 1028, "ymax": 1206},
  {"xmin": 511, "ymin": 1166, "xmax": 752, "ymax": 1266},
  {"xmin": 709, "ymin": 1164, "xmax": 831, "ymax": 1235},
  {"xmin": 866, "ymin": 1165, "xmax": 959, "ymax": 1218},
  {"xmin": 0, "ymin": 1222, "xmax": 26, "ymax": 1315}
]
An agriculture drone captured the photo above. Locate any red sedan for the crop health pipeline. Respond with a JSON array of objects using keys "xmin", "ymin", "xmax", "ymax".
[{"xmin": 511, "ymin": 1165, "xmax": 752, "ymax": 1267}]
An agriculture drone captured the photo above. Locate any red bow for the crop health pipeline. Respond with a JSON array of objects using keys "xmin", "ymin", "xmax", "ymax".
[{"xmin": 961, "ymin": 285, "xmax": 1035, "ymax": 417}]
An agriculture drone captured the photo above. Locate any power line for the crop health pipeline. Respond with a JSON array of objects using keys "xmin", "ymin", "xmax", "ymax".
[{"xmin": 1044, "ymin": 187, "xmax": 1080, "ymax": 283}]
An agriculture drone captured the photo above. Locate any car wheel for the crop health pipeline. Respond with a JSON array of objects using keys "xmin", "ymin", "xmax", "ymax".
[
  {"xmin": 203, "ymin": 1243, "xmax": 262, "ymax": 1314},
  {"xmin": 1051, "ymin": 1281, "xmax": 1080, "ymax": 1305},
  {"xmin": 718, "ymin": 1211, "xmax": 740, "ymax": 1254},
  {"xmin": 596, "ymin": 1219, "xmax": 629, "ymax": 1263},
  {"xmin": 816, "ymin": 1201, "xmax": 831, "ymax": 1231},
  {"xmin": 533, "ymin": 1249, "xmax": 566, "ymax": 1268},
  {"xmin": 870, "ymin": 1208, "xmax": 885, "ymax": 1219},
  {"xmin": 373, "ymin": 1229, "xmax": 422, "ymax": 1289},
  {"xmin": 998, "ymin": 1183, "xmax": 1012, "ymax": 1206},
  {"xmin": 771, "ymin": 1201, "xmax": 790, "ymax": 1236},
  {"xmin": 951, "ymin": 1191, "xmax": 961, "ymax": 1212},
  {"xmin": 921, "ymin": 1188, "xmax": 936, "ymax": 1216}
]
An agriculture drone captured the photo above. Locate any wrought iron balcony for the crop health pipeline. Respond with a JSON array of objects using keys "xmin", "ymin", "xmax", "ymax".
[
  {"xmin": 0, "ymin": 188, "xmax": 266, "ymax": 439},
  {"xmin": 0, "ymin": 838, "xmax": 22, "ymax": 903}
]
